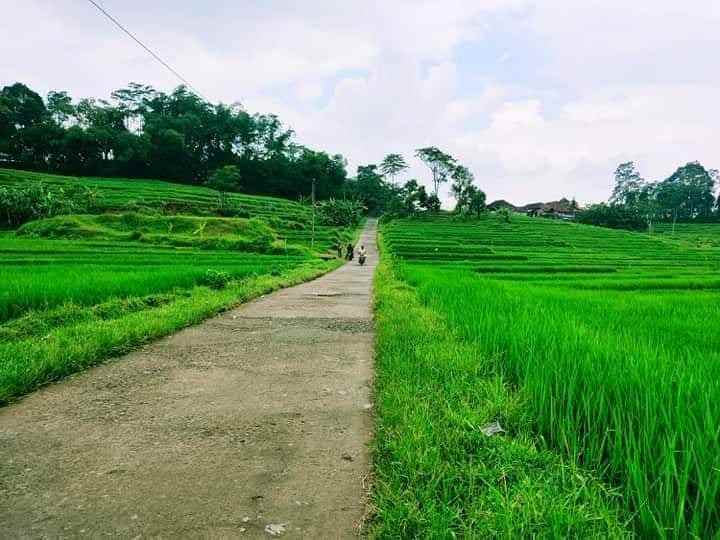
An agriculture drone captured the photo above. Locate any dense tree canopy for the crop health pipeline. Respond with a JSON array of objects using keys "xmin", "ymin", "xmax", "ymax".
[
  {"xmin": 0, "ymin": 82, "xmax": 348, "ymax": 200},
  {"xmin": 581, "ymin": 160, "xmax": 720, "ymax": 230}
]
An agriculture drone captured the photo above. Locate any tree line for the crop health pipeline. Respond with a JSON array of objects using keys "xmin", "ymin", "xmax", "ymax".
[
  {"xmin": 578, "ymin": 161, "xmax": 719, "ymax": 231},
  {"xmin": 1, "ymin": 81, "xmax": 488, "ymax": 218},
  {"xmin": 352, "ymin": 147, "xmax": 486, "ymax": 217},
  {"xmin": 0, "ymin": 82, "xmax": 348, "ymax": 200}
]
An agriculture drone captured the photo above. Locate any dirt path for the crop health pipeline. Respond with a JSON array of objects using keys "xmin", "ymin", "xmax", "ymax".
[{"xmin": 0, "ymin": 220, "xmax": 377, "ymax": 539}]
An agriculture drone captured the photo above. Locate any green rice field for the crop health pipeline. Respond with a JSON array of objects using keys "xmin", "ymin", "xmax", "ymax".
[
  {"xmin": 653, "ymin": 222, "xmax": 720, "ymax": 247},
  {"xmin": 0, "ymin": 169, "xmax": 357, "ymax": 403},
  {"xmin": 0, "ymin": 236, "xmax": 310, "ymax": 323},
  {"xmin": 0, "ymin": 168, "xmax": 348, "ymax": 252},
  {"xmin": 0, "ymin": 168, "xmax": 310, "ymax": 219},
  {"xmin": 373, "ymin": 214, "xmax": 720, "ymax": 538}
]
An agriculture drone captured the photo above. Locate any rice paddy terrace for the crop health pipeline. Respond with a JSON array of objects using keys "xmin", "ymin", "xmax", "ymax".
[
  {"xmin": 375, "ymin": 214, "xmax": 720, "ymax": 537},
  {"xmin": 0, "ymin": 168, "xmax": 356, "ymax": 403},
  {"xmin": 0, "ymin": 168, "xmax": 344, "ymax": 251}
]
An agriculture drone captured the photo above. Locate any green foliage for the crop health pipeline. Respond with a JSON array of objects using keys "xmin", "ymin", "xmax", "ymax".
[
  {"xmin": 345, "ymin": 164, "xmax": 399, "ymax": 215},
  {"xmin": 400, "ymin": 179, "xmax": 429, "ymax": 214},
  {"xmin": 577, "ymin": 203, "xmax": 645, "ymax": 230},
  {"xmin": 0, "ymin": 250, "xmax": 338, "ymax": 403},
  {"xmin": 607, "ymin": 160, "xmax": 718, "ymax": 228},
  {"xmin": 315, "ymin": 198, "xmax": 364, "ymax": 227},
  {"xmin": 425, "ymin": 194, "xmax": 441, "ymax": 212},
  {"xmin": 451, "ymin": 165, "xmax": 486, "ymax": 216},
  {"xmin": 610, "ymin": 161, "xmax": 645, "ymax": 206},
  {"xmin": 415, "ymin": 146, "xmax": 455, "ymax": 195},
  {"xmin": 0, "ymin": 181, "xmax": 100, "ymax": 228},
  {"xmin": 381, "ymin": 214, "xmax": 720, "ymax": 537},
  {"xmin": 468, "ymin": 187, "xmax": 487, "ymax": 216},
  {"xmin": 206, "ymin": 164, "xmax": 242, "ymax": 193},
  {"xmin": 206, "ymin": 164, "xmax": 247, "ymax": 216},
  {"xmin": 497, "ymin": 207, "xmax": 512, "ymax": 223},
  {"xmin": 199, "ymin": 269, "xmax": 232, "ymax": 289},
  {"xmin": 17, "ymin": 213, "xmax": 283, "ymax": 253},
  {"xmin": 371, "ymin": 247, "xmax": 628, "ymax": 537},
  {"xmin": 0, "ymin": 81, "xmax": 349, "ymax": 200},
  {"xmin": 379, "ymin": 153, "xmax": 408, "ymax": 184},
  {"xmin": 0, "ymin": 167, "xmax": 310, "ymax": 220}
]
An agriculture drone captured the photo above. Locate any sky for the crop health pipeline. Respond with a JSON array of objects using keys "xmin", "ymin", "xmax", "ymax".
[{"xmin": 3, "ymin": 0, "xmax": 720, "ymax": 205}]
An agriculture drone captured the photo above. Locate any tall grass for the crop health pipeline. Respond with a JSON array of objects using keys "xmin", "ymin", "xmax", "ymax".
[
  {"xmin": 405, "ymin": 267, "xmax": 720, "ymax": 537},
  {"xmin": 0, "ymin": 260, "xmax": 338, "ymax": 403},
  {"xmin": 371, "ymin": 254, "xmax": 628, "ymax": 537},
  {"xmin": 0, "ymin": 235, "xmax": 309, "ymax": 322},
  {"xmin": 380, "ymin": 214, "xmax": 720, "ymax": 537}
]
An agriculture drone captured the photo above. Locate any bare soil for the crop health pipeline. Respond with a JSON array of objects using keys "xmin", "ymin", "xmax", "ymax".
[{"xmin": 0, "ymin": 221, "xmax": 377, "ymax": 539}]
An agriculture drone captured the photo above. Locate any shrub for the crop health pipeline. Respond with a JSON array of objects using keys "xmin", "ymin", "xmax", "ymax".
[
  {"xmin": 0, "ymin": 181, "xmax": 100, "ymax": 228},
  {"xmin": 206, "ymin": 165, "xmax": 242, "ymax": 193},
  {"xmin": 577, "ymin": 203, "xmax": 645, "ymax": 231},
  {"xmin": 213, "ymin": 199, "xmax": 250, "ymax": 218},
  {"xmin": 425, "ymin": 194, "xmax": 441, "ymax": 213},
  {"xmin": 199, "ymin": 269, "xmax": 232, "ymax": 289},
  {"xmin": 316, "ymin": 198, "xmax": 364, "ymax": 226},
  {"xmin": 498, "ymin": 207, "xmax": 512, "ymax": 223}
]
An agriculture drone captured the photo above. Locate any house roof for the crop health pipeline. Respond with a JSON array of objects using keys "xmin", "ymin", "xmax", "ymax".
[{"xmin": 487, "ymin": 199, "xmax": 518, "ymax": 210}]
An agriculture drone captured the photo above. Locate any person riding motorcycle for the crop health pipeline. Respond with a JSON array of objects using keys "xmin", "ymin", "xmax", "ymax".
[{"xmin": 358, "ymin": 244, "xmax": 367, "ymax": 266}]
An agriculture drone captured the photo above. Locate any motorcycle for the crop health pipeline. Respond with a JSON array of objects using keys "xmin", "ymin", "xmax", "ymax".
[{"xmin": 359, "ymin": 254, "xmax": 366, "ymax": 266}]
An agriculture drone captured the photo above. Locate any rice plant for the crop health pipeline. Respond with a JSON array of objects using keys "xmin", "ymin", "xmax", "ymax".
[{"xmin": 377, "ymin": 213, "xmax": 720, "ymax": 537}]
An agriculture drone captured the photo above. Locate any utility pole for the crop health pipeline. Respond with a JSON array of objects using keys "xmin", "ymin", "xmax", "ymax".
[{"xmin": 311, "ymin": 178, "xmax": 316, "ymax": 250}]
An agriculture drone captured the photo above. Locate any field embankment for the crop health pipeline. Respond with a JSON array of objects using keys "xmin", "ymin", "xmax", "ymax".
[
  {"xmin": 0, "ymin": 168, "xmax": 358, "ymax": 403},
  {"xmin": 373, "ymin": 214, "xmax": 720, "ymax": 538}
]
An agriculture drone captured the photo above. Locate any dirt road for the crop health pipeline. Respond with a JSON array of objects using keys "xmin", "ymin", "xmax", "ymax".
[{"xmin": 0, "ymin": 221, "xmax": 377, "ymax": 538}]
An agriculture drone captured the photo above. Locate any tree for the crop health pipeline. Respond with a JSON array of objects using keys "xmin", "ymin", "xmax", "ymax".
[
  {"xmin": 46, "ymin": 91, "xmax": 74, "ymax": 125},
  {"xmin": 0, "ymin": 83, "xmax": 46, "ymax": 129},
  {"xmin": 111, "ymin": 82, "xmax": 155, "ymax": 130},
  {"xmin": 379, "ymin": 153, "xmax": 408, "ymax": 184},
  {"xmin": 645, "ymin": 162, "xmax": 717, "ymax": 224},
  {"xmin": 415, "ymin": 146, "xmax": 455, "ymax": 195},
  {"xmin": 577, "ymin": 203, "xmax": 645, "ymax": 230},
  {"xmin": 207, "ymin": 165, "xmax": 242, "ymax": 193},
  {"xmin": 663, "ymin": 162, "xmax": 716, "ymax": 219},
  {"xmin": 347, "ymin": 164, "xmax": 400, "ymax": 215},
  {"xmin": 398, "ymin": 179, "xmax": 429, "ymax": 215},
  {"xmin": 450, "ymin": 165, "xmax": 474, "ymax": 213},
  {"xmin": 610, "ymin": 161, "xmax": 645, "ymax": 207},
  {"xmin": 425, "ymin": 193, "xmax": 441, "ymax": 212},
  {"xmin": 0, "ymin": 81, "xmax": 356, "ymax": 202},
  {"xmin": 0, "ymin": 83, "xmax": 48, "ymax": 165},
  {"xmin": 206, "ymin": 165, "xmax": 242, "ymax": 213},
  {"xmin": 467, "ymin": 185, "xmax": 487, "ymax": 217}
]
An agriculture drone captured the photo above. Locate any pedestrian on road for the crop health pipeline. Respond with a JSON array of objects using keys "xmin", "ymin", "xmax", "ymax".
[
  {"xmin": 346, "ymin": 243, "xmax": 354, "ymax": 261},
  {"xmin": 336, "ymin": 243, "xmax": 343, "ymax": 258}
]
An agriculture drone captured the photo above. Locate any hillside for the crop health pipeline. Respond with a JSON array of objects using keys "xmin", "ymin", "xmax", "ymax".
[
  {"xmin": 0, "ymin": 168, "xmax": 361, "ymax": 402},
  {"xmin": 0, "ymin": 168, "xmax": 351, "ymax": 252}
]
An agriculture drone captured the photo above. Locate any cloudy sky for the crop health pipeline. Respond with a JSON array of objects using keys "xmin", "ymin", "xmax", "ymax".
[{"xmin": 3, "ymin": 1, "xmax": 719, "ymax": 205}]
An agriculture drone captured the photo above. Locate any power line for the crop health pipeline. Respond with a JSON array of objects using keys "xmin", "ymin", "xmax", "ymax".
[{"xmin": 85, "ymin": 0, "xmax": 209, "ymax": 101}]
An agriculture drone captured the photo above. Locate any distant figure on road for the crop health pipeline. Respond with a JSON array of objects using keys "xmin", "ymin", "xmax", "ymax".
[
  {"xmin": 336, "ymin": 243, "xmax": 343, "ymax": 258},
  {"xmin": 358, "ymin": 245, "xmax": 367, "ymax": 266},
  {"xmin": 346, "ymin": 243, "xmax": 354, "ymax": 261}
]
